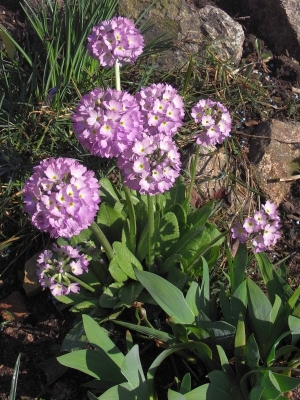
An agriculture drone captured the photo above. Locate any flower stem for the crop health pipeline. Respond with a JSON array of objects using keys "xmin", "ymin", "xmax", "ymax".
[
  {"xmin": 186, "ymin": 144, "xmax": 200, "ymax": 209},
  {"xmin": 147, "ymin": 194, "xmax": 155, "ymax": 271},
  {"xmin": 115, "ymin": 59, "xmax": 121, "ymax": 91},
  {"xmin": 123, "ymin": 185, "xmax": 136, "ymax": 254},
  {"xmin": 90, "ymin": 222, "xmax": 114, "ymax": 262},
  {"xmin": 65, "ymin": 272, "xmax": 95, "ymax": 293}
]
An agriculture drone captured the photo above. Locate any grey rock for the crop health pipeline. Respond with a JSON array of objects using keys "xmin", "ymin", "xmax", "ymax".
[
  {"xmin": 241, "ymin": 0, "xmax": 300, "ymax": 60},
  {"xmin": 118, "ymin": 0, "xmax": 245, "ymax": 68},
  {"xmin": 248, "ymin": 120, "xmax": 300, "ymax": 203}
]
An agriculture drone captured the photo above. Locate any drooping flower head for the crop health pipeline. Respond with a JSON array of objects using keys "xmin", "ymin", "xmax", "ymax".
[
  {"xmin": 135, "ymin": 83, "xmax": 185, "ymax": 136},
  {"xmin": 23, "ymin": 158, "xmax": 100, "ymax": 238},
  {"xmin": 231, "ymin": 201, "xmax": 281, "ymax": 253},
  {"xmin": 191, "ymin": 99, "xmax": 232, "ymax": 146},
  {"xmin": 87, "ymin": 17, "xmax": 144, "ymax": 68},
  {"xmin": 36, "ymin": 243, "xmax": 89, "ymax": 296},
  {"xmin": 72, "ymin": 88, "xmax": 143, "ymax": 158},
  {"xmin": 118, "ymin": 133, "xmax": 181, "ymax": 195}
]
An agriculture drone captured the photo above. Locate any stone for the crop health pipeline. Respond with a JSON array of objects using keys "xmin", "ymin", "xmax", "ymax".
[
  {"xmin": 118, "ymin": 0, "xmax": 245, "ymax": 68},
  {"xmin": 241, "ymin": 0, "xmax": 300, "ymax": 61},
  {"xmin": 248, "ymin": 120, "xmax": 300, "ymax": 204}
]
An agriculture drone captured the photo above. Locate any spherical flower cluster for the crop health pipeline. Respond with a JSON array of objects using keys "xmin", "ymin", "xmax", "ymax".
[
  {"xmin": 117, "ymin": 133, "xmax": 181, "ymax": 195},
  {"xmin": 36, "ymin": 244, "xmax": 89, "ymax": 296},
  {"xmin": 231, "ymin": 201, "xmax": 281, "ymax": 253},
  {"xmin": 72, "ymin": 88, "xmax": 143, "ymax": 158},
  {"xmin": 191, "ymin": 99, "xmax": 232, "ymax": 146},
  {"xmin": 23, "ymin": 157, "xmax": 100, "ymax": 238},
  {"xmin": 135, "ymin": 83, "xmax": 185, "ymax": 136},
  {"xmin": 87, "ymin": 17, "xmax": 144, "ymax": 68}
]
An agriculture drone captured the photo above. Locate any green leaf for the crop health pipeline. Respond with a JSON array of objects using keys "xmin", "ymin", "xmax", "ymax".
[
  {"xmin": 184, "ymin": 383, "xmax": 233, "ymax": 400},
  {"xmin": 121, "ymin": 345, "xmax": 148, "ymax": 400},
  {"xmin": 10, "ymin": 353, "xmax": 21, "ymax": 400},
  {"xmin": 230, "ymin": 280, "xmax": 248, "ymax": 327},
  {"xmin": 207, "ymin": 370, "xmax": 230, "ymax": 394},
  {"xmin": 97, "ymin": 382, "xmax": 136, "ymax": 400},
  {"xmin": 99, "ymin": 282, "xmax": 124, "ymax": 308},
  {"xmin": 272, "ymin": 372, "xmax": 300, "ymax": 392},
  {"xmin": 160, "ymin": 254, "xmax": 181, "ymax": 274},
  {"xmin": 244, "ymin": 333, "xmax": 260, "ymax": 369},
  {"xmin": 248, "ymin": 386, "xmax": 264, "ymax": 400},
  {"xmin": 167, "ymin": 225, "xmax": 210, "ymax": 268},
  {"xmin": 114, "ymin": 320, "xmax": 175, "ymax": 343},
  {"xmin": 97, "ymin": 203, "xmax": 126, "ymax": 243},
  {"xmin": 199, "ymin": 257, "xmax": 210, "ymax": 317},
  {"xmin": 165, "ymin": 176, "xmax": 186, "ymax": 210},
  {"xmin": 247, "ymin": 278, "xmax": 272, "ymax": 359},
  {"xmin": 289, "ymin": 315, "xmax": 300, "ymax": 346},
  {"xmin": 158, "ymin": 212, "xmax": 180, "ymax": 258},
  {"xmin": 83, "ymin": 315, "xmax": 124, "ymax": 368},
  {"xmin": 113, "ymin": 242, "xmax": 143, "ymax": 280},
  {"xmin": 168, "ymin": 389, "xmax": 186, "ymax": 400},
  {"xmin": 187, "ymin": 201, "xmax": 214, "ymax": 227},
  {"xmin": 100, "ymin": 177, "xmax": 120, "ymax": 205},
  {"xmin": 118, "ymin": 282, "xmax": 143, "ymax": 305},
  {"xmin": 166, "ymin": 266, "xmax": 188, "ymax": 290},
  {"xmin": 231, "ymin": 243, "xmax": 247, "ymax": 293},
  {"xmin": 109, "ymin": 257, "xmax": 129, "ymax": 282},
  {"xmin": 172, "ymin": 324, "xmax": 189, "ymax": 343},
  {"xmin": 185, "ymin": 281, "xmax": 201, "ymax": 317},
  {"xmin": 167, "ymin": 204, "xmax": 187, "ymax": 233},
  {"xmin": 220, "ymin": 286, "xmax": 231, "ymax": 322},
  {"xmin": 255, "ymin": 252, "xmax": 293, "ymax": 304},
  {"xmin": 57, "ymin": 349, "xmax": 124, "ymax": 382},
  {"xmin": 60, "ymin": 320, "xmax": 88, "ymax": 352},
  {"xmin": 180, "ymin": 373, "xmax": 191, "ymax": 394},
  {"xmin": 260, "ymin": 371, "xmax": 281, "ymax": 400},
  {"xmin": 136, "ymin": 211, "xmax": 160, "ymax": 262},
  {"xmin": 135, "ymin": 270, "xmax": 195, "ymax": 324}
]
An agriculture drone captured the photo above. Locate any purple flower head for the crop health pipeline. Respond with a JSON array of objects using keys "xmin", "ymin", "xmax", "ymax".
[
  {"xmin": 23, "ymin": 157, "xmax": 100, "ymax": 238},
  {"xmin": 72, "ymin": 88, "xmax": 143, "ymax": 158},
  {"xmin": 231, "ymin": 223, "xmax": 247, "ymax": 243},
  {"xmin": 87, "ymin": 17, "xmax": 144, "ymax": 68},
  {"xmin": 136, "ymin": 83, "xmax": 185, "ymax": 136},
  {"xmin": 118, "ymin": 132, "xmax": 181, "ymax": 195},
  {"xmin": 192, "ymin": 99, "xmax": 232, "ymax": 146},
  {"xmin": 36, "ymin": 243, "xmax": 89, "ymax": 297},
  {"xmin": 231, "ymin": 201, "xmax": 281, "ymax": 253}
]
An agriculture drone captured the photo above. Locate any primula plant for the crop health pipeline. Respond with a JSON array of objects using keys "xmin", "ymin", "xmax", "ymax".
[{"xmin": 19, "ymin": 13, "xmax": 299, "ymax": 400}]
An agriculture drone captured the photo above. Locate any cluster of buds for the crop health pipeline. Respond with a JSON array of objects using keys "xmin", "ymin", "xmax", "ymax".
[{"xmin": 231, "ymin": 201, "xmax": 281, "ymax": 253}]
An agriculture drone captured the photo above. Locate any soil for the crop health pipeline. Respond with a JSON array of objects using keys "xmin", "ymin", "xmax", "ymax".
[{"xmin": 1, "ymin": 0, "xmax": 300, "ymax": 399}]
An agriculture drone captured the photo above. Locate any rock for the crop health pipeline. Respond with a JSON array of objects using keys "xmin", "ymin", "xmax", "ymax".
[
  {"xmin": 241, "ymin": 0, "xmax": 300, "ymax": 61},
  {"xmin": 248, "ymin": 120, "xmax": 300, "ymax": 203},
  {"xmin": 118, "ymin": 0, "xmax": 245, "ymax": 68},
  {"xmin": 23, "ymin": 251, "xmax": 43, "ymax": 297}
]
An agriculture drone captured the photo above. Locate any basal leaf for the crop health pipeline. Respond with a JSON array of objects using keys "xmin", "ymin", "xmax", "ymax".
[
  {"xmin": 57, "ymin": 349, "xmax": 125, "ymax": 382},
  {"xmin": 158, "ymin": 212, "xmax": 180, "ymax": 257},
  {"xmin": 231, "ymin": 243, "xmax": 247, "ymax": 293},
  {"xmin": 187, "ymin": 201, "xmax": 214, "ymax": 228},
  {"xmin": 99, "ymin": 282, "xmax": 124, "ymax": 308},
  {"xmin": 246, "ymin": 278, "xmax": 272, "ymax": 359},
  {"xmin": 272, "ymin": 372, "xmax": 300, "ymax": 392},
  {"xmin": 60, "ymin": 320, "xmax": 88, "ymax": 352},
  {"xmin": 83, "ymin": 315, "xmax": 124, "ymax": 368},
  {"xmin": 164, "ymin": 176, "xmax": 186, "ymax": 210},
  {"xmin": 167, "ymin": 204, "xmax": 187, "ymax": 234},
  {"xmin": 109, "ymin": 257, "xmax": 129, "ymax": 282},
  {"xmin": 121, "ymin": 345, "xmax": 148, "ymax": 400},
  {"xmin": 166, "ymin": 265, "xmax": 188, "ymax": 290},
  {"xmin": 114, "ymin": 320, "xmax": 175, "ymax": 343},
  {"xmin": 244, "ymin": 333, "xmax": 260, "ymax": 369},
  {"xmin": 118, "ymin": 282, "xmax": 143, "ymax": 305},
  {"xmin": 168, "ymin": 389, "xmax": 185, "ymax": 400},
  {"xmin": 113, "ymin": 242, "xmax": 143, "ymax": 280},
  {"xmin": 97, "ymin": 203, "xmax": 125, "ymax": 243},
  {"xmin": 180, "ymin": 373, "xmax": 191, "ymax": 394},
  {"xmin": 185, "ymin": 281, "xmax": 201, "ymax": 317},
  {"xmin": 100, "ymin": 177, "xmax": 121, "ymax": 205},
  {"xmin": 289, "ymin": 315, "xmax": 300, "ymax": 346},
  {"xmin": 135, "ymin": 270, "xmax": 195, "ymax": 324},
  {"xmin": 97, "ymin": 382, "xmax": 136, "ymax": 400}
]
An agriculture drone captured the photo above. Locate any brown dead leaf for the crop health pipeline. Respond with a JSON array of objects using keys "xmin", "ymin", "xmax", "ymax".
[
  {"xmin": 244, "ymin": 120, "xmax": 259, "ymax": 127},
  {"xmin": 187, "ymin": 186, "xmax": 203, "ymax": 208}
]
